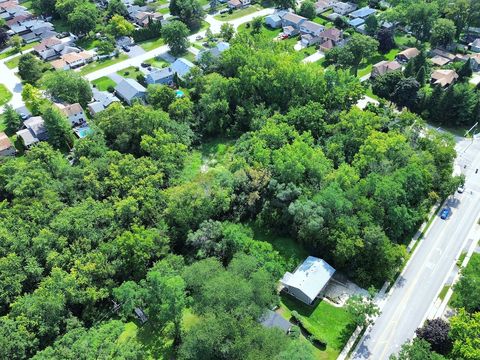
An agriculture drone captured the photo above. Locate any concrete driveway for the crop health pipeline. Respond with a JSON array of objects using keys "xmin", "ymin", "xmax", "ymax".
[
  {"xmin": 127, "ymin": 45, "xmax": 146, "ymax": 58},
  {"xmin": 302, "ymin": 51, "xmax": 324, "ymax": 63}
]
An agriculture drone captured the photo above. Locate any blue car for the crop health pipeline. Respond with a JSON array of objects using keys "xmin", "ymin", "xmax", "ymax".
[{"xmin": 440, "ymin": 207, "xmax": 451, "ymax": 220}]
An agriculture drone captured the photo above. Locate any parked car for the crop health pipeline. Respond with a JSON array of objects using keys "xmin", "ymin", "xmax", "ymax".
[
  {"xmin": 457, "ymin": 184, "xmax": 465, "ymax": 193},
  {"xmin": 122, "ymin": 45, "xmax": 130, "ymax": 52},
  {"xmin": 196, "ymin": 35, "xmax": 203, "ymax": 40},
  {"xmin": 20, "ymin": 113, "xmax": 29, "ymax": 120},
  {"xmin": 141, "ymin": 62, "xmax": 150, "ymax": 68},
  {"xmin": 219, "ymin": 8, "xmax": 229, "ymax": 14},
  {"xmin": 440, "ymin": 207, "xmax": 451, "ymax": 220}
]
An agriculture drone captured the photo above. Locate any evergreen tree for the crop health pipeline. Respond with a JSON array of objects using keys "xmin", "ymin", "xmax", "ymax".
[
  {"xmin": 415, "ymin": 66, "xmax": 426, "ymax": 86},
  {"xmin": 403, "ymin": 59, "xmax": 415, "ymax": 78},
  {"xmin": 458, "ymin": 58, "xmax": 473, "ymax": 81}
]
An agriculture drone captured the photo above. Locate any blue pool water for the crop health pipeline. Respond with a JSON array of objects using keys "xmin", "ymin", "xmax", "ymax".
[
  {"xmin": 176, "ymin": 90, "xmax": 184, "ymax": 98},
  {"xmin": 77, "ymin": 126, "xmax": 93, "ymax": 138}
]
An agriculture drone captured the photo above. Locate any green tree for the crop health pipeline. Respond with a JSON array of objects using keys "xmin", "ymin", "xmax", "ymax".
[
  {"xmin": 42, "ymin": 106, "xmax": 74, "ymax": 150},
  {"xmin": 328, "ymin": 34, "xmax": 379, "ymax": 75},
  {"xmin": 251, "ymin": 16, "xmax": 263, "ymax": 35},
  {"xmin": 17, "ymin": 53, "xmax": 44, "ymax": 84},
  {"xmin": 298, "ymin": 1, "xmax": 316, "ymax": 20},
  {"xmin": 67, "ymin": 2, "xmax": 99, "ymax": 35},
  {"xmin": 21, "ymin": 84, "xmax": 44, "ymax": 115},
  {"xmin": 372, "ymin": 70, "xmax": 404, "ymax": 99},
  {"xmin": 452, "ymin": 253, "xmax": 480, "ymax": 312},
  {"xmin": 403, "ymin": 2, "xmax": 439, "ymax": 42},
  {"xmin": 391, "ymin": 339, "xmax": 447, "ymax": 360},
  {"xmin": 55, "ymin": 0, "xmax": 82, "ymax": 19},
  {"xmin": 31, "ymin": 0, "xmax": 56, "ymax": 16},
  {"xmin": 365, "ymin": 14, "xmax": 379, "ymax": 36},
  {"xmin": 147, "ymin": 84, "xmax": 176, "ymax": 111},
  {"xmin": 107, "ymin": 0, "xmax": 128, "ymax": 17},
  {"xmin": 162, "ymin": 20, "xmax": 189, "ymax": 55},
  {"xmin": 458, "ymin": 58, "xmax": 473, "ymax": 81},
  {"xmin": 169, "ymin": 0, "xmax": 204, "ymax": 30},
  {"xmin": 9, "ymin": 35, "xmax": 23, "ymax": 53},
  {"xmin": 430, "ymin": 18, "xmax": 456, "ymax": 47},
  {"xmin": 107, "ymin": 15, "xmax": 135, "ymax": 37},
  {"xmin": 42, "ymin": 70, "xmax": 93, "ymax": 107},
  {"xmin": 271, "ymin": 0, "xmax": 295, "ymax": 10},
  {"xmin": 345, "ymin": 287, "xmax": 380, "ymax": 328},
  {"xmin": 2, "ymin": 104, "xmax": 21, "ymax": 135},
  {"xmin": 96, "ymin": 37, "xmax": 116, "ymax": 55},
  {"xmin": 376, "ymin": 28, "xmax": 396, "ymax": 53},
  {"xmin": 449, "ymin": 309, "xmax": 480, "ymax": 360},
  {"xmin": 220, "ymin": 22, "xmax": 234, "ymax": 41},
  {"xmin": 391, "ymin": 77, "xmax": 420, "ymax": 109},
  {"xmin": 415, "ymin": 318, "xmax": 452, "ymax": 355}
]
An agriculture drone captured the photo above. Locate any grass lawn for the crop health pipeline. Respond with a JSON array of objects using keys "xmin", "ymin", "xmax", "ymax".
[
  {"xmin": 238, "ymin": 22, "xmax": 282, "ymax": 39},
  {"xmin": 0, "ymin": 84, "xmax": 13, "ymax": 107},
  {"xmin": 92, "ymin": 76, "xmax": 116, "ymax": 91},
  {"xmin": 182, "ymin": 51, "xmax": 197, "ymax": 63},
  {"xmin": 356, "ymin": 48, "xmax": 400, "ymax": 78},
  {"xmin": 145, "ymin": 56, "xmax": 169, "ymax": 68},
  {"xmin": 76, "ymin": 37, "xmax": 101, "ymax": 50},
  {"xmin": 279, "ymin": 296, "xmax": 353, "ymax": 360},
  {"xmin": 79, "ymin": 54, "xmax": 129, "ymax": 75},
  {"xmin": 0, "ymin": 41, "xmax": 40, "ymax": 60},
  {"xmin": 5, "ymin": 55, "xmax": 21, "ymax": 69},
  {"xmin": 117, "ymin": 66, "xmax": 143, "ymax": 80},
  {"xmin": 364, "ymin": 85, "xmax": 380, "ymax": 101},
  {"xmin": 214, "ymin": 4, "xmax": 263, "ymax": 21},
  {"xmin": 158, "ymin": 6, "xmax": 170, "ymax": 14},
  {"xmin": 312, "ymin": 16, "xmax": 331, "ymax": 26},
  {"xmin": 139, "ymin": 37, "xmax": 165, "ymax": 51}
]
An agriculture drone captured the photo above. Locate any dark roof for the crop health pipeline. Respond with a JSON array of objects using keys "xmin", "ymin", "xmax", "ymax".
[{"xmin": 259, "ymin": 310, "xmax": 291, "ymax": 332}]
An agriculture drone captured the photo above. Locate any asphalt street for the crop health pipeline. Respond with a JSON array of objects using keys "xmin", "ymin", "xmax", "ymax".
[{"xmin": 351, "ymin": 137, "xmax": 480, "ymax": 360}]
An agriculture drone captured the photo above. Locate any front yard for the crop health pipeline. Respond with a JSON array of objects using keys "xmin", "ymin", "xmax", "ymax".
[
  {"xmin": 5, "ymin": 55, "xmax": 21, "ymax": 69},
  {"xmin": 117, "ymin": 66, "xmax": 143, "ymax": 80},
  {"xmin": 279, "ymin": 295, "xmax": 353, "ymax": 360},
  {"xmin": 139, "ymin": 37, "xmax": 165, "ymax": 51},
  {"xmin": 214, "ymin": 4, "xmax": 263, "ymax": 21},
  {"xmin": 91, "ymin": 76, "xmax": 116, "ymax": 91},
  {"xmin": 0, "ymin": 84, "xmax": 13, "ymax": 106},
  {"xmin": 78, "ymin": 54, "xmax": 129, "ymax": 75}
]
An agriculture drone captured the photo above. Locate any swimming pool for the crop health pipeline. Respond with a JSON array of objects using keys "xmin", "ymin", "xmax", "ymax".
[
  {"xmin": 176, "ymin": 90, "xmax": 184, "ymax": 98},
  {"xmin": 76, "ymin": 126, "xmax": 93, "ymax": 138}
]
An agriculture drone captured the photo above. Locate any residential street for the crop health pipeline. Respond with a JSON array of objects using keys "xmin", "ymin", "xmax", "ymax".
[{"xmin": 351, "ymin": 137, "xmax": 480, "ymax": 360}]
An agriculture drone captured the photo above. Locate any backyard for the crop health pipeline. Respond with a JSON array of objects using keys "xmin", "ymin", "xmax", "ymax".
[{"xmin": 279, "ymin": 296, "xmax": 353, "ymax": 360}]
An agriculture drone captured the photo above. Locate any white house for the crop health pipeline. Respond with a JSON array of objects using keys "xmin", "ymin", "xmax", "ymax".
[
  {"xmin": 280, "ymin": 256, "xmax": 336, "ymax": 305},
  {"xmin": 55, "ymin": 103, "xmax": 87, "ymax": 127},
  {"xmin": 332, "ymin": 1, "xmax": 357, "ymax": 15}
]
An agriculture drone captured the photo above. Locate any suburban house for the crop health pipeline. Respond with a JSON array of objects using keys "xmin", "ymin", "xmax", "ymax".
[
  {"xmin": 280, "ymin": 256, "xmax": 336, "ymax": 305},
  {"xmin": 55, "ymin": 103, "xmax": 86, "ymax": 127},
  {"xmin": 430, "ymin": 48, "xmax": 455, "ymax": 67},
  {"xmin": 265, "ymin": 13, "xmax": 283, "ymax": 29},
  {"xmin": 34, "ymin": 37, "xmax": 80, "ymax": 61},
  {"xmin": 300, "ymin": 21, "xmax": 325, "ymax": 46},
  {"xmin": 196, "ymin": 41, "xmax": 230, "ymax": 61},
  {"xmin": 146, "ymin": 58, "xmax": 195, "ymax": 85},
  {"xmin": 395, "ymin": 47, "xmax": 420, "ymax": 63},
  {"xmin": 16, "ymin": 116, "xmax": 48, "ymax": 148},
  {"xmin": 470, "ymin": 53, "xmax": 480, "ymax": 72},
  {"xmin": 348, "ymin": 17, "xmax": 365, "ymax": 29},
  {"xmin": 281, "ymin": 12, "xmax": 306, "ymax": 31},
  {"xmin": 332, "ymin": 1, "xmax": 357, "ymax": 15},
  {"xmin": 132, "ymin": 11, "xmax": 163, "ymax": 27},
  {"xmin": 348, "ymin": 6, "xmax": 376, "ymax": 19},
  {"xmin": 430, "ymin": 69, "xmax": 459, "ymax": 88},
  {"xmin": 0, "ymin": 132, "xmax": 16, "ymax": 157},
  {"xmin": 315, "ymin": 0, "xmax": 337, "ymax": 14},
  {"xmin": 371, "ymin": 60, "xmax": 402, "ymax": 77},
  {"xmin": 50, "ymin": 50, "xmax": 95, "ymax": 70},
  {"xmin": 468, "ymin": 38, "xmax": 480, "ymax": 53},
  {"xmin": 227, "ymin": 0, "xmax": 250, "ymax": 9},
  {"xmin": 88, "ymin": 88, "xmax": 120, "ymax": 115},
  {"xmin": 7, "ymin": 19, "xmax": 56, "ymax": 43},
  {"xmin": 115, "ymin": 78, "xmax": 146, "ymax": 105},
  {"xmin": 318, "ymin": 27, "xmax": 343, "ymax": 51},
  {"xmin": 259, "ymin": 310, "xmax": 292, "ymax": 334}
]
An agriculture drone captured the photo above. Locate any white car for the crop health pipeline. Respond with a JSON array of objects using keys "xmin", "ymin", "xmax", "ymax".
[{"xmin": 458, "ymin": 185, "xmax": 465, "ymax": 193}]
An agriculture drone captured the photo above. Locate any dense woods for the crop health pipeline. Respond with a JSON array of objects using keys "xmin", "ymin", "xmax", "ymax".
[{"xmin": 0, "ymin": 34, "xmax": 459, "ymax": 358}]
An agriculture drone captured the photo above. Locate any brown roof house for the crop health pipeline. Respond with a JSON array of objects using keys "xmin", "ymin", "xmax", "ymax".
[
  {"xmin": 430, "ymin": 69, "xmax": 458, "ymax": 88},
  {"xmin": 0, "ymin": 132, "xmax": 16, "ymax": 156},
  {"xmin": 318, "ymin": 27, "xmax": 343, "ymax": 51},
  {"xmin": 395, "ymin": 47, "xmax": 420, "ymax": 63},
  {"xmin": 55, "ymin": 103, "xmax": 87, "ymax": 127},
  {"xmin": 371, "ymin": 60, "xmax": 402, "ymax": 78}
]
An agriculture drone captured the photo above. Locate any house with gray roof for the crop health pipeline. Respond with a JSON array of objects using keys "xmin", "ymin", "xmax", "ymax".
[
  {"xmin": 281, "ymin": 12, "xmax": 306, "ymax": 30},
  {"xmin": 348, "ymin": 6, "xmax": 376, "ymax": 19},
  {"xmin": 16, "ymin": 116, "xmax": 48, "ymax": 148},
  {"xmin": 280, "ymin": 256, "xmax": 335, "ymax": 305},
  {"xmin": 146, "ymin": 58, "xmax": 195, "ymax": 85},
  {"xmin": 114, "ymin": 78, "xmax": 146, "ymax": 105},
  {"xmin": 196, "ymin": 41, "xmax": 230, "ymax": 61},
  {"xmin": 88, "ymin": 88, "xmax": 120, "ymax": 115},
  {"xmin": 265, "ymin": 14, "xmax": 282, "ymax": 28}
]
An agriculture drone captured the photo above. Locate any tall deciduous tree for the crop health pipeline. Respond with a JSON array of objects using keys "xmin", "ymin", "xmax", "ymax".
[
  {"xmin": 42, "ymin": 106, "xmax": 74, "ymax": 150},
  {"xmin": 449, "ymin": 309, "xmax": 480, "ymax": 360},
  {"xmin": 430, "ymin": 18, "xmax": 456, "ymax": 48},
  {"xmin": 169, "ymin": 0, "xmax": 204, "ymax": 30},
  {"xmin": 162, "ymin": 20, "xmax": 189, "ymax": 55},
  {"xmin": 42, "ymin": 70, "xmax": 93, "ymax": 107},
  {"xmin": 18, "ymin": 53, "xmax": 44, "ymax": 84},
  {"xmin": 67, "ymin": 2, "xmax": 100, "ymax": 35},
  {"xmin": 415, "ymin": 318, "xmax": 452, "ymax": 355},
  {"xmin": 2, "ymin": 104, "xmax": 21, "ymax": 135}
]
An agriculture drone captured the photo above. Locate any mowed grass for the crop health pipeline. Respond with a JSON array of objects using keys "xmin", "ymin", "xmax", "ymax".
[
  {"xmin": 117, "ymin": 66, "xmax": 143, "ymax": 80},
  {"xmin": 279, "ymin": 296, "xmax": 353, "ymax": 360},
  {"xmin": 5, "ymin": 55, "xmax": 21, "ymax": 69},
  {"xmin": 0, "ymin": 41, "xmax": 40, "ymax": 60},
  {"xmin": 0, "ymin": 84, "xmax": 13, "ymax": 107},
  {"xmin": 356, "ymin": 48, "xmax": 400, "ymax": 78},
  {"xmin": 92, "ymin": 76, "xmax": 116, "ymax": 91},
  {"xmin": 79, "ymin": 54, "xmax": 129, "ymax": 75},
  {"xmin": 139, "ymin": 37, "xmax": 165, "ymax": 51},
  {"xmin": 214, "ymin": 4, "xmax": 263, "ymax": 21},
  {"xmin": 145, "ymin": 56, "xmax": 169, "ymax": 68}
]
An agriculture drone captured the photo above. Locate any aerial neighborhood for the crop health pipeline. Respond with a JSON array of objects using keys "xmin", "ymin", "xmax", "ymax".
[{"xmin": 0, "ymin": 0, "xmax": 480, "ymax": 359}]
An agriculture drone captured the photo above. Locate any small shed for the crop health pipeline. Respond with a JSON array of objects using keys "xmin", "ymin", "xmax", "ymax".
[
  {"xmin": 281, "ymin": 256, "xmax": 335, "ymax": 305},
  {"xmin": 134, "ymin": 308, "xmax": 148, "ymax": 324}
]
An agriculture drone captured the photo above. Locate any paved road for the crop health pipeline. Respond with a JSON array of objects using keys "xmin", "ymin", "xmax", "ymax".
[
  {"xmin": 85, "ymin": 7, "xmax": 275, "ymax": 81},
  {"xmin": 0, "ymin": 54, "xmax": 25, "ymax": 112},
  {"xmin": 352, "ymin": 137, "xmax": 480, "ymax": 360}
]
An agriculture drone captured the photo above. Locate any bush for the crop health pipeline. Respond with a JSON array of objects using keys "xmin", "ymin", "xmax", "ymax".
[
  {"xmin": 124, "ymin": 71, "xmax": 130, "ymax": 76},
  {"xmin": 309, "ymin": 334, "xmax": 327, "ymax": 348},
  {"xmin": 288, "ymin": 325, "xmax": 300, "ymax": 339},
  {"xmin": 107, "ymin": 86, "xmax": 115, "ymax": 93}
]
